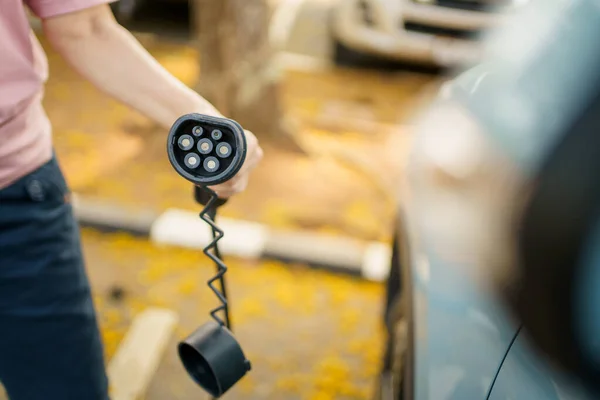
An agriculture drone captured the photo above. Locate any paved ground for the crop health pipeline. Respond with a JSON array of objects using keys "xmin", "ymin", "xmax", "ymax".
[{"xmin": 85, "ymin": 228, "xmax": 384, "ymax": 400}]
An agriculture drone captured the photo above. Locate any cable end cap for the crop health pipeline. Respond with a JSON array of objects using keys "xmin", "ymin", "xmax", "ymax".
[{"xmin": 178, "ymin": 320, "xmax": 250, "ymax": 398}]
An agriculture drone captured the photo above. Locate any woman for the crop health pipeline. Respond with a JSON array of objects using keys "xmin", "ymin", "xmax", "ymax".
[{"xmin": 0, "ymin": 2, "xmax": 263, "ymax": 399}]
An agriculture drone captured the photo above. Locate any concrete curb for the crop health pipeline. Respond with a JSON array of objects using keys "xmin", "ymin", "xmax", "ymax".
[
  {"xmin": 108, "ymin": 308, "xmax": 178, "ymax": 400},
  {"xmin": 73, "ymin": 195, "xmax": 391, "ymax": 282}
]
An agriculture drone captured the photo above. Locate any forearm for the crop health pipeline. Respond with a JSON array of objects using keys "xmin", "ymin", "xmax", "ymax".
[{"xmin": 43, "ymin": 5, "xmax": 221, "ymax": 129}]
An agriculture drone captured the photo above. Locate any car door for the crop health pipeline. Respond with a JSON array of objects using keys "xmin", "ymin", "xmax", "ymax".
[
  {"xmin": 405, "ymin": 214, "xmax": 521, "ymax": 400},
  {"xmin": 488, "ymin": 332, "xmax": 594, "ymax": 400}
]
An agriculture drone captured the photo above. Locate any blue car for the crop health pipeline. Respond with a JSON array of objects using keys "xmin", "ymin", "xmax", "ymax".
[{"xmin": 378, "ymin": 1, "xmax": 600, "ymax": 399}]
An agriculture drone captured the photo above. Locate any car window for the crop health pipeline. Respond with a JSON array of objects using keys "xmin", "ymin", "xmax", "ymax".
[{"xmin": 449, "ymin": 0, "xmax": 600, "ymax": 176}]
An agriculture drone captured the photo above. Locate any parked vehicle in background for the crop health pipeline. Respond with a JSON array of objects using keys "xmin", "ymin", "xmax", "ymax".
[
  {"xmin": 110, "ymin": 0, "xmax": 191, "ymax": 40},
  {"xmin": 376, "ymin": 0, "xmax": 600, "ymax": 399},
  {"xmin": 331, "ymin": 0, "xmax": 528, "ymax": 69}
]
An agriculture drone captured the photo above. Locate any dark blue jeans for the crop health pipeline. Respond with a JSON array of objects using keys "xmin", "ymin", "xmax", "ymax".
[{"xmin": 0, "ymin": 157, "xmax": 109, "ymax": 399}]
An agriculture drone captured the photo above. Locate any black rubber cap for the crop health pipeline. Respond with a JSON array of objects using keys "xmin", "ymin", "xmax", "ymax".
[{"xmin": 178, "ymin": 321, "xmax": 251, "ymax": 398}]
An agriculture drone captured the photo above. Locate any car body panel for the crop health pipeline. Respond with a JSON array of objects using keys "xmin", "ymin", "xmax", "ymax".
[
  {"xmin": 406, "ymin": 223, "xmax": 520, "ymax": 399},
  {"xmin": 403, "ymin": 90, "xmax": 525, "ymax": 399},
  {"xmin": 488, "ymin": 334, "xmax": 594, "ymax": 400},
  {"xmin": 404, "ymin": 1, "xmax": 600, "ymax": 399},
  {"xmin": 450, "ymin": 1, "xmax": 600, "ymax": 175}
]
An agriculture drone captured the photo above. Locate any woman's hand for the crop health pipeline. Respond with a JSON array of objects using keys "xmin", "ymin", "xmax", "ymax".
[{"xmin": 208, "ymin": 129, "xmax": 263, "ymax": 199}]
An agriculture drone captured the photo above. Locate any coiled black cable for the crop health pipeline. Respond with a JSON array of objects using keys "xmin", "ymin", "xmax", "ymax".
[{"xmin": 198, "ymin": 187, "xmax": 232, "ymax": 330}]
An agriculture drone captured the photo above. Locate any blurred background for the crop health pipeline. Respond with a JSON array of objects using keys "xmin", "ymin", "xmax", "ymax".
[{"xmin": 20, "ymin": 0, "xmax": 523, "ymax": 399}]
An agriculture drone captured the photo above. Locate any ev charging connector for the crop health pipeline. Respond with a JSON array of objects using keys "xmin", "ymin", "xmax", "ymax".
[{"xmin": 167, "ymin": 113, "xmax": 251, "ymax": 398}]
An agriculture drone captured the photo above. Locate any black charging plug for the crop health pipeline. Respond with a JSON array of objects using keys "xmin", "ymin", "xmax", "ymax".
[{"xmin": 167, "ymin": 113, "xmax": 251, "ymax": 398}]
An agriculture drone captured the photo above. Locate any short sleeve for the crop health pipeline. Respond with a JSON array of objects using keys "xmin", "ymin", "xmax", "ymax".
[{"xmin": 25, "ymin": 0, "xmax": 116, "ymax": 19}]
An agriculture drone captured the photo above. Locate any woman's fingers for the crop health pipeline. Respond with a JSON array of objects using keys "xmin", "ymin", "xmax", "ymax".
[{"xmin": 209, "ymin": 129, "xmax": 262, "ymax": 198}]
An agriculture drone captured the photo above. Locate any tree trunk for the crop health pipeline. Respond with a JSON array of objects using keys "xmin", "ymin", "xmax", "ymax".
[{"xmin": 192, "ymin": 0, "xmax": 301, "ymax": 151}]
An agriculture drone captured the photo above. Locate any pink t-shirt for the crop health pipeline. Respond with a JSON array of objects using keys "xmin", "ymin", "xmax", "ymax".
[{"xmin": 0, "ymin": 0, "xmax": 109, "ymax": 189}]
